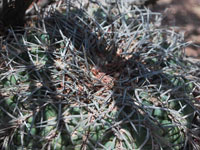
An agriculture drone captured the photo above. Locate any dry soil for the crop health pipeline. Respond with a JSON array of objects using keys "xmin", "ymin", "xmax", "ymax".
[{"xmin": 152, "ymin": 0, "xmax": 200, "ymax": 58}]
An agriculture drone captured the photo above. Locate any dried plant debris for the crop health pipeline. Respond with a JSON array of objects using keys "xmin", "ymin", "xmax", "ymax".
[{"xmin": 0, "ymin": 0, "xmax": 200, "ymax": 149}]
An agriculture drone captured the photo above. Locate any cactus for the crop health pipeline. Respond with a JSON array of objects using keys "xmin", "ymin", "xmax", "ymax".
[
  {"xmin": 122, "ymin": 0, "xmax": 158, "ymax": 5},
  {"xmin": 0, "ymin": 0, "xmax": 199, "ymax": 149}
]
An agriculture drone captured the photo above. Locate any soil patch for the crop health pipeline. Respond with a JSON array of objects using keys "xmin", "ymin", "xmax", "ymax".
[{"xmin": 152, "ymin": 0, "xmax": 200, "ymax": 58}]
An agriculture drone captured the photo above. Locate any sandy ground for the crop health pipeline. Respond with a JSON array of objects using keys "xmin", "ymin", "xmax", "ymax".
[{"xmin": 152, "ymin": 0, "xmax": 200, "ymax": 58}]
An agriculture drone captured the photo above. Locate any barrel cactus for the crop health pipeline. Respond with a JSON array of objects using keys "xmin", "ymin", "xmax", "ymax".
[
  {"xmin": 122, "ymin": 0, "xmax": 158, "ymax": 5},
  {"xmin": 0, "ymin": 0, "xmax": 199, "ymax": 150},
  {"xmin": 103, "ymin": 0, "xmax": 158, "ymax": 5}
]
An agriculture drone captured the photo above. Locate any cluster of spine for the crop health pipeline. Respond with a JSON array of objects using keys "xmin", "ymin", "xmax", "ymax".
[{"xmin": 0, "ymin": 0, "xmax": 199, "ymax": 149}]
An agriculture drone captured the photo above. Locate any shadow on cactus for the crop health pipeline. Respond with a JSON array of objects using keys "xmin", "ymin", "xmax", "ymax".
[{"xmin": 0, "ymin": 0, "xmax": 200, "ymax": 150}]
